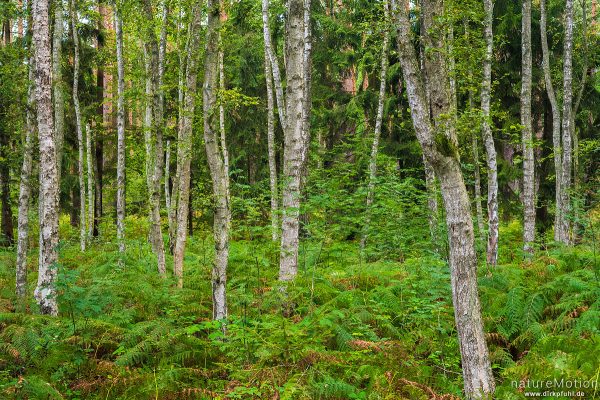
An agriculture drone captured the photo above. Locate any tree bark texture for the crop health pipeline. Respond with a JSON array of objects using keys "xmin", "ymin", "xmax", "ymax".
[
  {"xmin": 481, "ymin": 0, "xmax": 498, "ymax": 267},
  {"xmin": 33, "ymin": 0, "xmax": 60, "ymax": 316},
  {"xmin": 70, "ymin": 0, "xmax": 86, "ymax": 251},
  {"xmin": 204, "ymin": 0, "xmax": 229, "ymax": 319},
  {"xmin": 115, "ymin": 1, "xmax": 125, "ymax": 253},
  {"xmin": 279, "ymin": 0, "xmax": 311, "ymax": 282},
  {"xmin": 521, "ymin": 0, "xmax": 535, "ymax": 251},
  {"xmin": 392, "ymin": 1, "xmax": 495, "ymax": 397}
]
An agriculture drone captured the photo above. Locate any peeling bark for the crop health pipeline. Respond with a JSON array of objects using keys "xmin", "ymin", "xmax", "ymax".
[{"xmin": 115, "ymin": 1, "xmax": 125, "ymax": 253}]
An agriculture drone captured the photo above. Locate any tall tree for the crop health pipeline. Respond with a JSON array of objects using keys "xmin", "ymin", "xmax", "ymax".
[
  {"xmin": 0, "ymin": 16, "xmax": 13, "ymax": 246},
  {"xmin": 261, "ymin": 0, "xmax": 286, "ymax": 128},
  {"xmin": 522, "ymin": 0, "xmax": 535, "ymax": 251},
  {"xmin": 279, "ymin": 0, "xmax": 312, "ymax": 282},
  {"xmin": 16, "ymin": 57, "xmax": 35, "ymax": 308},
  {"xmin": 481, "ymin": 0, "xmax": 498, "ymax": 267},
  {"xmin": 52, "ymin": 0, "xmax": 65, "ymax": 180},
  {"xmin": 362, "ymin": 0, "xmax": 390, "ymax": 250},
  {"xmin": 392, "ymin": 0, "xmax": 495, "ymax": 397},
  {"xmin": 203, "ymin": 0, "xmax": 230, "ymax": 319},
  {"xmin": 540, "ymin": 0, "xmax": 562, "ymax": 242},
  {"xmin": 557, "ymin": 0, "xmax": 575, "ymax": 244},
  {"xmin": 115, "ymin": 0, "xmax": 125, "ymax": 253},
  {"xmin": 70, "ymin": 0, "xmax": 86, "ymax": 251},
  {"xmin": 141, "ymin": 0, "xmax": 166, "ymax": 275},
  {"xmin": 32, "ymin": 0, "xmax": 60, "ymax": 316},
  {"xmin": 174, "ymin": 2, "xmax": 202, "ymax": 288}
]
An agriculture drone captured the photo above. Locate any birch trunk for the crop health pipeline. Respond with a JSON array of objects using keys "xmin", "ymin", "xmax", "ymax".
[
  {"xmin": 86, "ymin": 123, "xmax": 94, "ymax": 239},
  {"xmin": 142, "ymin": 0, "xmax": 166, "ymax": 274},
  {"xmin": 279, "ymin": 0, "xmax": 310, "ymax": 282},
  {"xmin": 264, "ymin": 46, "xmax": 279, "ymax": 242},
  {"xmin": 362, "ymin": 1, "xmax": 389, "ymax": 249},
  {"xmin": 70, "ymin": 0, "xmax": 86, "ymax": 251},
  {"xmin": 115, "ymin": 1, "xmax": 125, "ymax": 253},
  {"xmin": 469, "ymin": 87, "xmax": 485, "ymax": 240},
  {"xmin": 540, "ymin": 0, "xmax": 562, "ymax": 242},
  {"xmin": 558, "ymin": 0, "xmax": 574, "ymax": 244},
  {"xmin": 173, "ymin": 3, "xmax": 202, "ymax": 288},
  {"xmin": 52, "ymin": 0, "xmax": 65, "ymax": 180},
  {"xmin": 204, "ymin": 0, "xmax": 229, "ymax": 319},
  {"xmin": 521, "ymin": 0, "xmax": 535, "ymax": 252},
  {"xmin": 33, "ymin": 0, "xmax": 60, "ymax": 316},
  {"xmin": 16, "ymin": 58, "xmax": 35, "ymax": 306},
  {"xmin": 482, "ymin": 0, "xmax": 499, "ymax": 266},
  {"xmin": 261, "ymin": 0, "xmax": 286, "ymax": 127},
  {"xmin": 392, "ymin": 1, "xmax": 495, "ymax": 397}
]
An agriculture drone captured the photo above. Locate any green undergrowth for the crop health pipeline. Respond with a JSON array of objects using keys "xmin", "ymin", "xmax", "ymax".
[{"xmin": 0, "ymin": 219, "xmax": 598, "ymax": 399}]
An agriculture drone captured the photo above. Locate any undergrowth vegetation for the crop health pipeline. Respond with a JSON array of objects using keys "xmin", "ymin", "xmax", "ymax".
[{"xmin": 0, "ymin": 215, "xmax": 599, "ymax": 399}]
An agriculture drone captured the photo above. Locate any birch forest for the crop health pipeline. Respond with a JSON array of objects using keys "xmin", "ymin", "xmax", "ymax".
[{"xmin": 0, "ymin": 0, "xmax": 600, "ymax": 398}]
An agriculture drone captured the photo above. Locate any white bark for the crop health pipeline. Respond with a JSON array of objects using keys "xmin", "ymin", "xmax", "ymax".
[
  {"xmin": 557, "ymin": 0, "xmax": 575, "ymax": 244},
  {"xmin": 52, "ymin": 0, "xmax": 65, "ymax": 180},
  {"xmin": 362, "ymin": 0, "xmax": 389, "ymax": 249},
  {"xmin": 33, "ymin": 0, "xmax": 60, "ymax": 316},
  {"xmin": 70, "ymin": 0, "xmax": 86, "ymax": 251},
  {"xmin": 540, "ymin": 0, "xmax": 562, "ymax": 242},
  {"xmin": 279, "ymin": 0, "xmax": 311, "ymax": 282},
  {"xmin": 204, "ymin": 0, "xmax": 229, "ymax": 319},
  {"xmin": 521, "ymin": 0, "xmax": 535, "ymax": 252},
  {"xmin": 86, "ymin": 123, "xmax": 94, "ymax": 239},
  {"xmin": 262, "ymin": 0, "xmax": 286, "ymax": 128},
  {"xmin": 142, "ymin": 0, "xmax": 166, "ymax": 275},
  {"xmin": 174, "ymin": 3, "xmax": 202, "ymax": 288},
  {"xmin": 482, "ymin": 0, "xmax": 499, "ymax": 266},
  {"xmin": 392, "ymin": 1, "xmax": 495, "ymax": 397},
  {"xmin": 115, "ymin": 1, "xmax": 125, "ymax": 253},
  {"xmin": 16, "ymin": 58, "xmax": 36, "ymax": 306},
  {"xmin": 264, "ymin": 46, "xmax": 279, "ymax": 242}
]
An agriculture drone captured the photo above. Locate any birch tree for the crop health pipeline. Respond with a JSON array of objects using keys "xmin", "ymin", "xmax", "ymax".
[
  {"xmin": 279, "ymin": 0, "xmax": 311, "ymax": 282},
  {"xmin": 33, "ymin": 0, "xmax": 60, "ymax": 316},
  {"xmin": 203, "ymin": 0, "xmax": 230, "ymax": 319},
  {"xmin": 115, "ymin": 0, "xmax": 125, "ymax": 253},
  {"xmin": 70, "ymin": 0, "xmax": 86, "ymax": 251},
  {"xmin": 362, "ymin": 0, "xmax": 389, "ymax": 250},
  {"xmin": 174, "ymin": 2, "xmax": 202, "ymax": 289},
  {"xmin": 16, "ymin": 58, "xmax": 35, "ymax": 307},
  {"xmin": 521, "ymin": 0, "xmax": 535, "ymax": 251},
  {"xmin": 141, "ymin": 0, "xmax": 166, "ymax": 275},
  {"xmin": 557, "ymin": 0, "xmax": 575, "ymax": 244},
  {"xmin": 392, "ymin": 0, "xmax": 495, "ymax": 397},
  {"xmin": 481, "ymin": 0, "xmax": 498, "ymax": 266},
  {"xmin": 52, "ymin": 0, "xmax": 65, "ymax": 180}
]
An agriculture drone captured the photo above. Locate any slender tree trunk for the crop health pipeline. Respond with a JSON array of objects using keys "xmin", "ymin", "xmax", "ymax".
[
  {"xmin": 173, "ymin": 3, "xmax": 202, "ymax": 288},
  {"xmin": 521, "ymin": 0, "xmax": 535, "ymax": 252},
  {"xmin": 540, "ymin": 0, "xmax": 562, "ymax": 242},
  {"xmin": 481, "ymin": 0, "xmax": 498, "ymax": 266},
  {"xmin": 115, "ymin": 1, "xmax": 125, "ymax": 253},
  {"xmin": 141, "ymin": 0, "xmax": 166, "ymax": 275},
  {"xmin": 468, "ymin": 85, "xmax": 485, "ymax": 241},
  {"xmin": 165, "ymin": 140, "xmax": 176, "ymax": 253},
  {"xmin": 70, "ymin": 0, "xmax": 86, "ymax": 251},
  {"xmin": 204, "ymin": 0, "xmax": 229, "ymax": 319},
  {"xmin": 279, "ymin": 0, "xmax": 311, "ymax": 282},
  {"xmin": 52, "ymin": 0, "xmax": 64, "ymax": 181},
  {"xmin": 264, "ymin": 45, "xmax": 279, "ymax": 242},
  {"xmin": 362, "ymin": 0, "xmax": 389, "ymax": 250},
  {"xmin": 392, "ymin": 1, "xmax": 495, "ymax": 397},
  {"xmin": 86, "ymin": 123, "xmax": 94, "ymax": 239},
  {"xmin": 33, "ymin": 0, "xmax": 60, "ymax": 316},
  {"xmin": 262, "ymin": 0, "xmax": 286, "ymax": 128},
  {"xmin": 16, "ymin": 58, "xmax": 36, "ymax": 308},
  {"xmin": 558, "ymin": 0, "xmax": 574, "ymax": 244}
]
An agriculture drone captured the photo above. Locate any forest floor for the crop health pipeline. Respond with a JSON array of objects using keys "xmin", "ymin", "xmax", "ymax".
[{"xmin": 0, "ymin": 217, "xmax": 599, "ymax": 399}]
